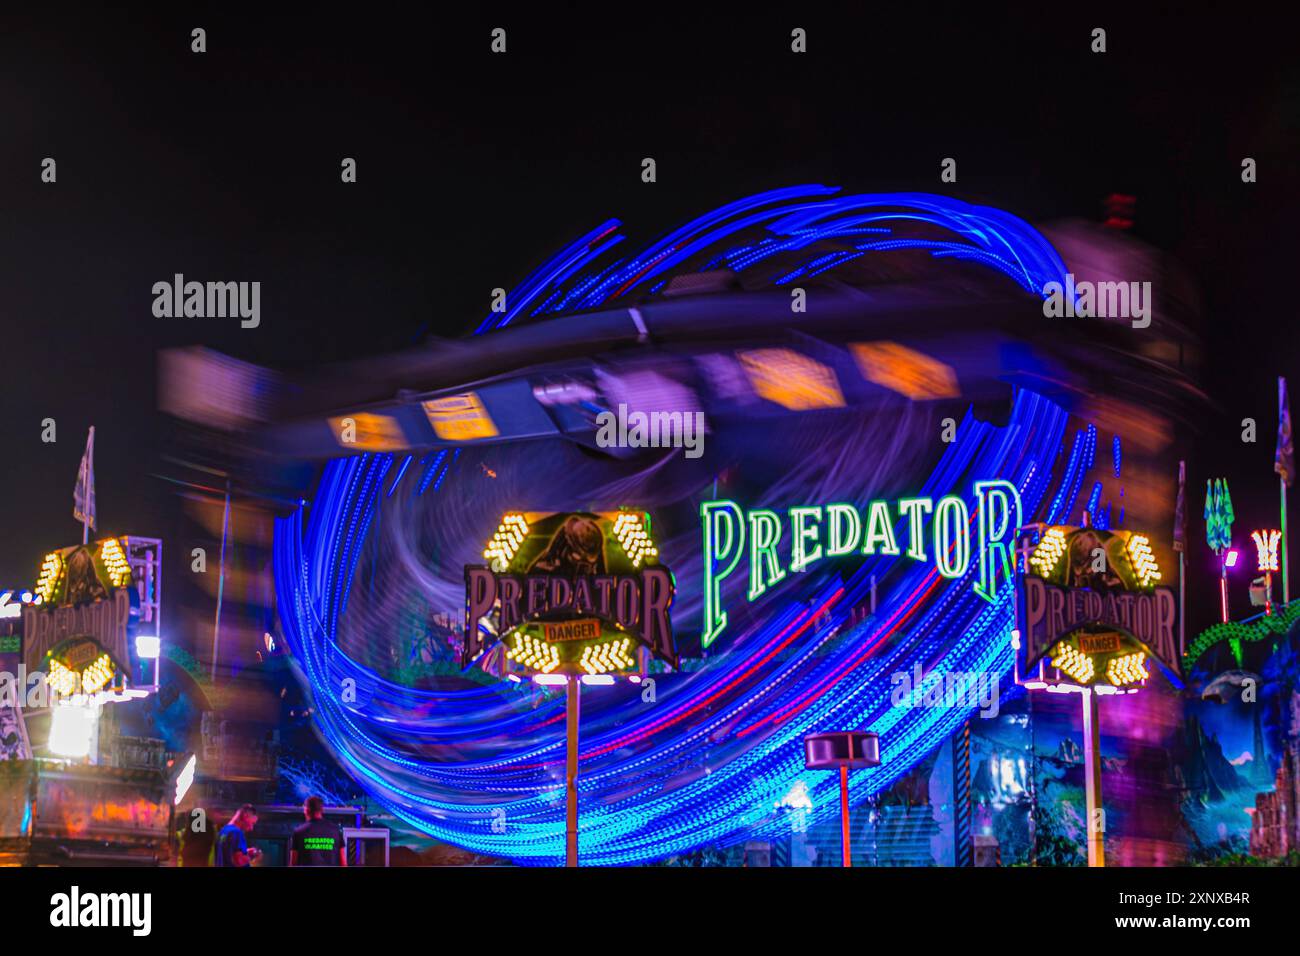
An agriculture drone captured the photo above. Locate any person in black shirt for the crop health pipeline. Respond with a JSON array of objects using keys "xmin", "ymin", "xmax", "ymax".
[{"xmin": 289, "ymin": 795, "xmax": 347, "ymax": 867}]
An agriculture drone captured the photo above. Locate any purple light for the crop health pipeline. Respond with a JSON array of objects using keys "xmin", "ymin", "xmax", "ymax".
[{"xmin": 1225, "ymin": 549, "xmax": 1240, "ymax": 568}]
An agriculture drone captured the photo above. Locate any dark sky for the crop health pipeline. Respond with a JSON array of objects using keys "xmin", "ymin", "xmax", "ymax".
[{"xmin": 1, "ymin": 8, "xmax": 1296, "ymax": 634}]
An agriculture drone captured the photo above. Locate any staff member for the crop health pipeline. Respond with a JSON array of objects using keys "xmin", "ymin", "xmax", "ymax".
[
  {"xmin": 290, "ymin": 796, "xmax": 347, "ymax": 867},
  {"xmin": 213, "ymin": 805, "xmax": 262, "ymax": 867}
]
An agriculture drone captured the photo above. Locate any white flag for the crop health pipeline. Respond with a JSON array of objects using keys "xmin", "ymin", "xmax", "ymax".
[{"xmin": 73, "ymin": 426, "xmax": 96, "ymax": 532}]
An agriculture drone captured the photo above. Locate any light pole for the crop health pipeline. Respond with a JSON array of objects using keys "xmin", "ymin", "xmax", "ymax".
[
  {"xmin": 565, "ymin": 674, "xmax": 580, "ymax": 866},
  {"xmin": 803, "ymin": 731, "xmax": 881, "ymax": 867}
]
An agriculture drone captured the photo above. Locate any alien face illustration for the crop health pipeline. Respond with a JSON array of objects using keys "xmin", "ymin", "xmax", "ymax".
[
  {"xmin": 64, "ymin": 547, "xmax": 108, "ymax": 606},
  {"xmin": 529, "ymin": 516, "xmax": 606, "ymax": 577},
  {"xmin": 1067, "ymin": 531, "xmax": 1122, "ymax": 592}
]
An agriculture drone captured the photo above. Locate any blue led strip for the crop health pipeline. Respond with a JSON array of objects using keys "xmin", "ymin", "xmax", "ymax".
[
  {"xmin": 477, "ymin": 186, "xmax": 1069, "ymax": 336},
  {"xmin": 274, "ymin": 189, "xmax": 1083, "ymax": 864},
  {"xmin": 275, "ymin": 392, "xmax": 1077, "ymax": 864}
]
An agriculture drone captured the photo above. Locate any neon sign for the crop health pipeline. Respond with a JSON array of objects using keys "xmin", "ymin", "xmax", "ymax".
[
  {"xmin": 1016, "ymin": 524, "xmax": 1178, "ymax": 685},
  {"xmin": 1251, "ymin": 529, "xmax": 1281, "ymax": 573},
  {"xmin": 464, "ymin": 511, "xmax": 677, "ymax": 674},
  {"xmin": 700, "ymin": 481, "xmax": 1022, "ymax": 645}
]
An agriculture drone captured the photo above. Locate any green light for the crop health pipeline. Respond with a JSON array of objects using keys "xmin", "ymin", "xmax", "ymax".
[
  {"xmin": 701, "ymin": 485, "xmax": 1024, "ymax": 644},
  {"xmin": 747, "ymin": 510, "xmax": 785, "ymax": 601}
]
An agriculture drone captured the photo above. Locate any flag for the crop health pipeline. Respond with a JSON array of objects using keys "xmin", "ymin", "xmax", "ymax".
[
  {"xmin": 1205, "ymin": 477, "xmax": 1234, "ymax": 553},
  {"xmin": 1172, "ymin": 460, "xmax": 1186, "ymax": 552},
  {"xmin": 1204, "ymin": 479, "xmax": 1215, "ymax": 550},
  {"xmin": 1277, "ymin": 376, "xmax": 1294, "ymax": 487},
  {"xmin": 73, "ymin": 426, "xmax": 96, "ymax": 532}
]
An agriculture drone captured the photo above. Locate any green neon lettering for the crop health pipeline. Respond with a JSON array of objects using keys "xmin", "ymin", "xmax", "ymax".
[
  {"xmin": 933, "ymin": 495, "xmax": 971, "ymax": 579},
  {"xmin": 789, "ymin": 506, "xmax": 824, "ymax": 573},
  {"xmin": 825, "ymin": 503, "xmax": 861, "ymax": 557},
  {"xmin": 861, "ymin": 500, "xmax": 899, "ymax": 556},
  {"xmin": 897, "ymin": 497, "xmax": 933, "ymax": 562},
  {"xmin": 701, "ymin": 500, "xmax": 745, "ymax": 646},
  {"xmin": 747, "ymin": 510, "xmax": 785, "ymax": 601},
  {"xmin": 974, "ymin": 480, "xmax": 1023, "ymax": 604}
]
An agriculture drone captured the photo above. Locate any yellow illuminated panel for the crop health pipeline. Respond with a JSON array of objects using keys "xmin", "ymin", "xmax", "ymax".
[
  {"xmin": 850, "ymin": 341, "xmax": 959, "ymax": 400},
  {"xmin": 579, "ymin": 638, "xmax": 635, "ymax": 675},
  {"xmin": 81, "ymin": 653, "xmax": 115, "ymax": 694},
  {"xmin": 99, "ymin": 538, "xmax": 132, "ymax": 589},
  {"xmin": 1125, "ymin": 534, "xmax": 1162, "ymax": 588},
  {"xmin": 1050, "ymin": 640, "xmax": 1095, "ymax": 684},
  {"xmin": 613, "ymin": 513, "xmax": 658, "ymax": 568},
  {"xmin": 47, "ymin": 659, "xmax": 80, "ymax": 697},
  {"xmin": 36, "ymin": 551, "xmax": 63, "ymax": 604},
  {"xmin": 1030, "ymin": 528, "xmax": 1068, "ymax": 578},
  {"xmin": 328, "ymin": 413, "xmax": 407, "ymax": 451},
  {"xmin": 47, "ymin": 649, "xmax": 117, "ymax": 697},
  {"xmin": 484, "ymin": 513, "xmax": 529, "ymax": 572},
  {"xmin": 506, "ymin": 633, "xmax": 561, "ymax": 673},
  {"xmin": 422, "ymin": 393, "xmax": 499, "ymax": 441},
  {"xmin": 1106, "ymin": 651, "xmax": 1148, "ymax": 687},
  {"xmin": 738, "ymin": 349, "xmax": 844, "ymax": 411}
]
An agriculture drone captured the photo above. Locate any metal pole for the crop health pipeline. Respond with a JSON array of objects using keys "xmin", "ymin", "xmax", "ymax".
[
  {"xmin": 566, "ymin": 674, "xmax": 580, "ymax": 867},
  {"xmin": 839, "ymin": 764, "xmax": 851, "ymax": 867},
  {"xmin": 1282, "ymin": 476, "xmax": 1290, "ymax": 605},
  {"xmin": 1178, "ymin": 550, "xmax": 1186, "ymax": 658},
  {"xmin": 953, "ymin": 721, "xmax": 973, "ymax": 867},
  {"xmin": 1219, "ymin": 555, "xmax": 1229, "ymax": 623},
  {"xmin": 1081, "ymin": 688, "xmax": 1105, "ymax": 867},
  {"xmin": 210, "ymin": 481, "xmax": 231, "ymax": 685},
  {"xmin": 149, "ymin": 547, "xmax": 160, "ymax": 691}
]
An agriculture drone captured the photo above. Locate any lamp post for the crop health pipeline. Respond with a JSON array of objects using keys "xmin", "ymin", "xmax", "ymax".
[
  {"xmin": 1205, "ymin": 478, "xmax": 1235, "ymax": 623},
  {"xmin": 803, "ymin": 731, "xmax": 880, "ymax": 867},
  {"xmin": 566, "ymin": 674, "xmax": 580, "ymax": 866},
  {"xmin": 464, "ymin": 509, "xmax": 678, "ymax": 868},
  {"xmin": 1250, "ymin": 529, "xmax": 1282, "ymax": 615}
]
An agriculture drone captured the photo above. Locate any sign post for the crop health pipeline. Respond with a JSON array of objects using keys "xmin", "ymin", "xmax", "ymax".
[
  {"xmin": 1081, "ymin": 687, "xmax": 1104, "ymax": 867},
  {"xmin": 464, "ymin": 511, "xmax": 677, "ymax": 866},
  {"xmin": 803, "ymin": 731, "xmax": 881, "ymax": 867},
  {"xmin": 1015, "ymin": 523, "xmax": 1179, "ymax": 869},
  {"xmin": 566, "ymin": 674, "xmax": 580, "ymax": 867}
]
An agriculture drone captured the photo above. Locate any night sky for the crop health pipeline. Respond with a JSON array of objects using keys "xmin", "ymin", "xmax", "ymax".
[{"xmin": 2, "ymin": 8, "xmax": 1296, "ymax": 636}]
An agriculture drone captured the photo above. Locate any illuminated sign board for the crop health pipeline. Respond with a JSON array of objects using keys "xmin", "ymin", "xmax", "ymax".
[
  {"xmin": 1251, "ymin": 529, "xmax": 1281, "ymax": 573},
  {"xmin": 22, "ymin": 538, "xmax": 136, "ymax": 676},
  {"xmin": 423, "ymin": 392, "xmax": 499, "ymax": 441},
  {"xmin": 1017, "ymin": 525, "xmax": 1179, "ymax": 686},
  {"xmin": 700, "ymin": 481, "xmax": 1023, "ymax": 645},
  {"xmin": 465, "ymin": 511, "xmax": 676, "ymax": 674},
  {"xmin": 46, "ymin": 638, "xmax": 118, "ymax": 697}
]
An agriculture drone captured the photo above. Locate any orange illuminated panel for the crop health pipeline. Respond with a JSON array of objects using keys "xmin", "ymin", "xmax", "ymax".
[
  {"xmin": 328, "ymin": 412, "xmax": 407, "ymax": 451},
  {"xmin": 422, "ymin": 393, "xmax": 499, "ymax": 441},
  {"xmin": 1079, "ymin": 632, "xmax": 1121, "ymax": 655},
  {"xmin": 850, "ymin": 341, "xmax": 959, "ymax": 400},
  {"xmin": 542, "ymin": 619, "xmax": 601, "ymax": 644},
  {"xmin": 738, "ymin": 348, "xmax": 844, "ymax": 411}
]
